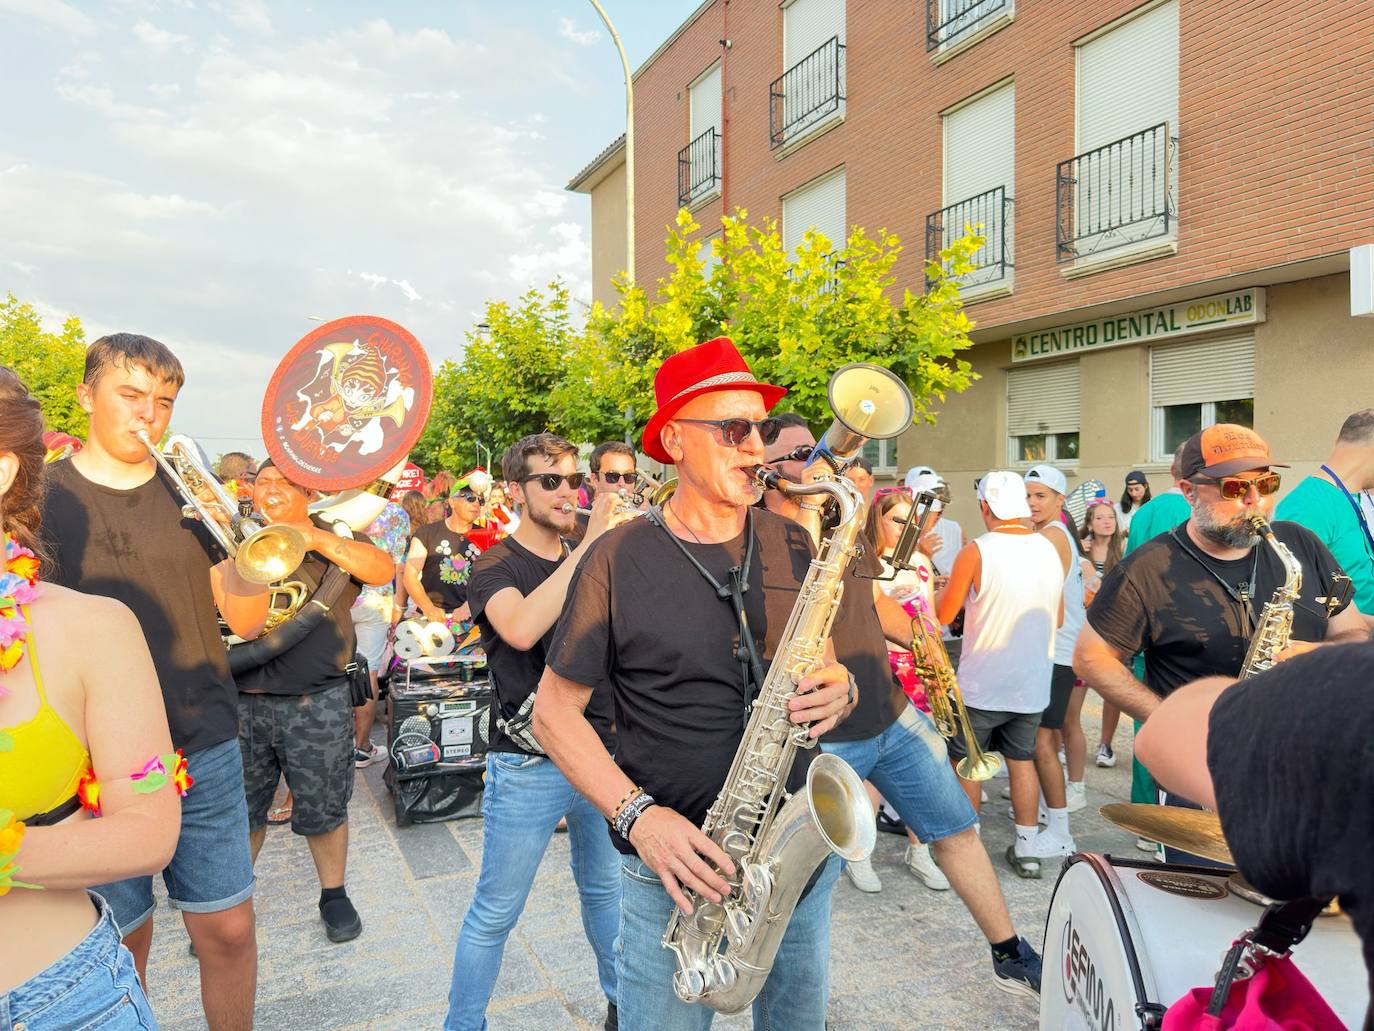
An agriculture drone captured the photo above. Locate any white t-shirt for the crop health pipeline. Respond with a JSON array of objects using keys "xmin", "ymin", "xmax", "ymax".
[
  {"xmin": 956, "ymin": 529, "xmax": 1064, "ymax": 713},
  {"xmin": 1044, "ymin": 519, "xmax": 1086, "ymax": 665}
]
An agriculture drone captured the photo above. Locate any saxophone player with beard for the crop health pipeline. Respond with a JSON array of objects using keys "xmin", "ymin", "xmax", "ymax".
[
  {"xmin": 1075, "ymin": 425, "xmax": 1366, "ymax": 861},
  {"xmin": 534, "ymin": 339, "xmax": 856, "ymax": 1031}
]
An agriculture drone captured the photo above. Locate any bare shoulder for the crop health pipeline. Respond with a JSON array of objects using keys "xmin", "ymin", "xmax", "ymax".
[{"xmin": 33, "ymin": 585, "xmax": 144, "ymax": 643}]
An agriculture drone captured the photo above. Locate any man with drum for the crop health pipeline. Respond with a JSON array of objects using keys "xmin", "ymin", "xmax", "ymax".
[
  {"xmin": 1075, "ymin": 425, "xmax": 1365, "ymax": 859},
  {"xmin": 533, "ymin": 338, "xmax": 856, "ymax": 1030}
]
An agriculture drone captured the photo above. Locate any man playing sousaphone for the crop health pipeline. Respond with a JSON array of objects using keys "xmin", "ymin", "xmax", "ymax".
[{"xmin": 534, "ymin": 338, "xmax": 857, "ymax": 1030}]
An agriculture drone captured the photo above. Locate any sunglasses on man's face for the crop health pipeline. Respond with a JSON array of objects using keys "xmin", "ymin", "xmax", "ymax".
[
  {"xmin": 676, "ymin": 417, "xmax": 784, "ymax": 448},
  {"xmin": 598, "ymin": 470, "xmax": 638, "ymax": 485},
  {"xmin": 520, "ymin": 472, "xmax": 586, "ymax": 492},
  {"xmin": 1191, "ymin": 472, "xmax": 1282, "ymax": 500},
  {"xmin": 451, "ymin": 490, "xmax": 479, "ymax": 503}
]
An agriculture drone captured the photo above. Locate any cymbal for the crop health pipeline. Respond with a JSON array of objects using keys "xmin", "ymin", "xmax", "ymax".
[{"xmin": 1099, "ymin": 803, "xmax": 1235, "ymax": 867}]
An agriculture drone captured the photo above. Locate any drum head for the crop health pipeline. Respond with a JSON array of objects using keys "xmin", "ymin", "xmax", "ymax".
[{"xmin": 262, "ymin": 315, "xmax": 433, "ymax": 491}]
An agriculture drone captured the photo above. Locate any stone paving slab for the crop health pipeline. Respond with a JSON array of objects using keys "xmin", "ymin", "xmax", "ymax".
[{"xmin": 146, "ymin": 703, "xmax": 1141, "ymax": 1029}]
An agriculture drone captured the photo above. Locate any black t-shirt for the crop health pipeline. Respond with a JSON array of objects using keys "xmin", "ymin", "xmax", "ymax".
[
  {"xmin": 39, "ymin": 459, "xmax": 237, "ymax": 753},
  {"xmin": 1087, "ymin": 521, "xmax": 1349, "ymax": 697},
  {"xmin": 235, "ymin": 523, "xmax": 366, "ymax": 696},
  {"xmin": 547, "ymin": 509, "xmax": 817, "ymax": 855},
  {"xmin": 468, "ymin": 535, "xmax": 615, "ymax": 756},
  {"xmin": 823, "ymin": 543, "xmax": 907, "ymax": 742},
  {"xmin": 413, "ymin": 520, "xmax": 482, "ymax": 610},
  {"xmin": 1207, "ymin": 640, "xmax": 1374, "ymax": 1017}
]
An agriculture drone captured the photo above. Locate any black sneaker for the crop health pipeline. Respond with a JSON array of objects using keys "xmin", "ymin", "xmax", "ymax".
[
  {"xmin": 604, "ymin": 1001, "xmax": 618, "ymax": 1031},
  {"xmin": 992, "ymin": 936, "xmax": 1042, "ymax": 999},
  {"xmin": 320, "ymin": 894, "xmax": 363, "ymax": 943},
  {"xmin": 876, "ymin": 809, "xmax": 907, "ymax": 836}
]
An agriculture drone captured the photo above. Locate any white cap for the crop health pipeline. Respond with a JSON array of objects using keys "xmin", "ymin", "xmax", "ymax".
[
  {"xmin": 903, "ymin": 465, "xmax": 938, "ymax": 491},
  {"xmin": 908, "ymin": 471, "xmax": 942, "ymax": 495},
  {"xmin": 977, "ymin": 470, "xmax": 1032, "ymax": 520},
  {"xmin": 1024, "ymin": 463, "xmax": 1068, "ymax": 496}
]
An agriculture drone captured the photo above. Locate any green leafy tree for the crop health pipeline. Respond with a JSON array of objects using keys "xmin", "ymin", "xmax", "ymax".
[{"xmin": 0, "ymin": 294, "xmax": 87, "ymax": 437}]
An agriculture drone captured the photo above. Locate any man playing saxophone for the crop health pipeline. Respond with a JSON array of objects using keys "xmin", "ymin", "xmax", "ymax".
[
  {"xmin": 533, "ymin": 338, "xmax": 856, "ymax": 1031},
  {"xmin": 1074, "ymin": 425, "xmax": 1366, "ymax": 859}
]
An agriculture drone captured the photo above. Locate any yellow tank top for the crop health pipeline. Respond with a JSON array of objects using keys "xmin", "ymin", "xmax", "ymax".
[{"xmin": 0, "ymin": 608, "xmax": 92, "ymax": 821}]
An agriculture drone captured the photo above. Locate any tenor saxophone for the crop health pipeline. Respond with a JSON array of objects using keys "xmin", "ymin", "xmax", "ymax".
[
  {"xmin": 1238, "ymin": 514, "xmax": 1303, "ymax": 679},
  {"xmin": 662, "ymin": 471, "xmax": 876, "ymax": 1014}
]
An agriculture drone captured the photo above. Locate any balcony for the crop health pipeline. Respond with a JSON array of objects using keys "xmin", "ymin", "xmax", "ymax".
[
  {"xmin": 769, "ymin": 37, "xmax": 846, "ymax": 151},
  {"xmin": 925, "ymin": 186, "xmax": 1014, "ymax": 295},
  {"xmin": 926, "ymin": 0, "xmax": 1013, "ymax": 52},
  {"xmin": 677, "ymin": 128, "xmax": 721, "ymax": 209},
  {"xmin": 1057, "ymin": 122, "xmax": 1177, "ymax": 264}
]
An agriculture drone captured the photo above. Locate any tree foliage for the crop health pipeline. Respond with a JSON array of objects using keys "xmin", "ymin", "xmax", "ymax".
[
  {"xmin": 0, "ymin": 294, "xmax": 87, "ymax": 437},
  {"xmin": 416, "ymin": 210, "xmax": 984, "ymax": 473}
]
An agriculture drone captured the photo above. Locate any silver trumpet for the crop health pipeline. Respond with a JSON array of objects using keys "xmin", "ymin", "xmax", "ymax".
[{"xmin": 139, "ymin": 431, "xmax": 307, "ymax": 584}]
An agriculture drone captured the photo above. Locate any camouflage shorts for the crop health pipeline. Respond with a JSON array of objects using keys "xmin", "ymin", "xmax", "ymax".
[{"xmin": 238, "ymin": 683, "xmax": 355, "ymax": 836}]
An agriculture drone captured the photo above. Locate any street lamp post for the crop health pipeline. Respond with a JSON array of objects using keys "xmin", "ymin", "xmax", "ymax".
[{"xmin": 588, "ymin": 0, "xmax": 634, "ymax": 283}]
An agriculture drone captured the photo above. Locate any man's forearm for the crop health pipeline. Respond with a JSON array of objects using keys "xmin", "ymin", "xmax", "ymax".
[
  {"xmin": 217, "ymin": 563, "xmax": 270, "ymax": 639},
  {"xmin": 533, "ymin": 675, "xmax": 634, "ymax": 819},
  {"xmin": 311, "ymin": 531, "xmax": 393, "ymax": 585},
  {"xmin": 1077, "ymin": 656, "xmax": 1159, "ymax": 722}
]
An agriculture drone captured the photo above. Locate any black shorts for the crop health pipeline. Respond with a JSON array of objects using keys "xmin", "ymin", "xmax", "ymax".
[
  {"xmin": 238, "ymin": 683, "xmax": 355, "ymax": 837},
  {"xmin": 946, "ymin": 707, "xmax": 1040, "ymax": 762},
  {"xmin": 1039, "ymin": 664, "xmax": 1078, "ymax": 730}
]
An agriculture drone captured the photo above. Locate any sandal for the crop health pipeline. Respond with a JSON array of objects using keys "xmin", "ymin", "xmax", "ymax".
[
  {"xmin": 1004, "ymin": 845, "xmax": 1041, "ymax": 880},
  {"xmin": 267, "ymin": 806, "xmax": 292, "ymax": 826}
]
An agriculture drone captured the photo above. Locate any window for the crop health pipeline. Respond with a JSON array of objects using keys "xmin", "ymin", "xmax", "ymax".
[
  {"xmin": 930, "ymin": 80, "xmax": 1014, "ymax": 294},
  {"xmin": 1150, "ymin": 332, "xmax": 1254, "ymax": 461},
  {"xmin": 782, "ymin": 168, "xmax": 847, "ymax": 257},
  {"xmin": 680, "ymin": 63, "xmax": 722, "ymax": 207},
  {"xmin": 926, "ymin": 0, "xmax": 1014, "ymax": 55},
  {"xmin": 861, "ymin": 438, "xmax": 897, "ymax": 473},
  {"xmin": 696, "ymin": 232, "xmax": 721, "ymax": 277},
  {"xmin": 1008, "ymin": 361, "xmax": 1080, "ymax": 464},
  {"xmin": 1061, "ymin": 0, "xmax": 1178, "ymax": 262},
  {"xmin": 771, "ymin": 0, "xmax": 846, "ymax": 149}
]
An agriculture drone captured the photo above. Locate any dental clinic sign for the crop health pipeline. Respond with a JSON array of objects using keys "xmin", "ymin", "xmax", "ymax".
[{"xmin": 1011, "ymin": 289, "xmax": 1266, "ymax": 363}]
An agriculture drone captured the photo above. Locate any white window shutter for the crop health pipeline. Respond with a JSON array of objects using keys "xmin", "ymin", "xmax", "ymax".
[
  {"xmin": 1150, "ymin": 333, "xmax": 1254, "ymax": 408},
  {"xmin": 944, "ymin": 83, "xmax": 1015, "ymax": 205},
  {"xmin": 784, "ymin": 0, "xmax": 845, "ymax": 67},
  {"xmin": 690, "ymin": 63, "xmax": 721, "ymax": 138},
  {"xmin": 1008, "ymin": 362, "xmax": 1081, "ymax": 437},
  {"xmin": 1077, "ymin": 1, "xmax": 1179, "ymax": 150},
  {"xmin": 783, "ymin": 169, "xmax": 847, "ymax": 255}
]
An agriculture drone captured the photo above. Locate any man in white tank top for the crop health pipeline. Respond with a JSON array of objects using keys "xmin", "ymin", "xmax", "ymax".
[
  {"xmin": 935, "ymin": 471, "xmax": 1065, "ymax": 879},
  {"xmin": 1025, "ymin": 465, "xmax": 1084, "ymax": 861}
]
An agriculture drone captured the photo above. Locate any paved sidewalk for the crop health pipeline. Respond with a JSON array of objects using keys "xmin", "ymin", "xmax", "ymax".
[{"xmin": 145, "ymin": 704, "xmax": 1141, "ymax": 1030}]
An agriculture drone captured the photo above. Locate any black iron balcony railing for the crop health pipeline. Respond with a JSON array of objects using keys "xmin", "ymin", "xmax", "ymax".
[
  {"xmin": 677, "ymin": 127, "xmax": 721, "ymax": 208},
  {"xmin": 1056, "ymin": 122, "xmax": 1177, "ymax": 262},
  {"xmin": 925, "ymin": 186, "xmax": 1014, "ymax": 289},
  {"xmin": 769, "ymin": 37, "xmax": 845, "ymax": 150},
  {"xmin": 926, "ymin": 0, "xmax": 1012, "ymax": 51}
]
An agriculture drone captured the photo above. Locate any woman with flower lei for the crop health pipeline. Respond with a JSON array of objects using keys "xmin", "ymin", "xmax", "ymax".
[{"xmin": 0, "ymin": 367, "xmax": 181, "ymax": 1030}]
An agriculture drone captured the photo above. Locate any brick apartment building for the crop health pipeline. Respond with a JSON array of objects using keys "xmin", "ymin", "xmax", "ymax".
[{"xmin": 567, "ymin": 0, "xmax": 1374, "ymax": 525}]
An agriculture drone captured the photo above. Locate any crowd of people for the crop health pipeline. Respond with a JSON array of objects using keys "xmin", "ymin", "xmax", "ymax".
[{"xmin": 1, "ymin": 332, "xmax": 1372, "ymax": 1030}]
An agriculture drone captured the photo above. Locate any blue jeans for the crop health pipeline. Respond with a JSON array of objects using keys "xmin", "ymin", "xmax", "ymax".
[
  {"xmin": 0, "ymin": 893, "xmax": 158, "ymax": 1030},
  {"xmin": 444, "ymin": 751, "xmax": 620, "ymax": 1031},
  {"xmin": 95, "ymin": 737, "xmax": 255, "ymax": 933},
  {"xmin": 616, "ymin": 853, "xmax": 840, "ymax": 1031},
  {"xmin": 822, "ymin": 703, "xmax": 978, "ymax": 844}
]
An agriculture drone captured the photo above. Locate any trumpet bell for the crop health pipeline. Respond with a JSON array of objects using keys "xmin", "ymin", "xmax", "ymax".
[
  {"xmin": 818, "ymin": 364, "xmax": 914, "ymax": 464},
  {"xmin": 956, "ymin": 753, "xmax": 1002, "ymax": 782},
  {"xmin": 236, "ymin": 525, "xmax": 308, "ymax": 585}
]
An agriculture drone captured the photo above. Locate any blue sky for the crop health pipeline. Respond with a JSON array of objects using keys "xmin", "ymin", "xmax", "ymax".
[{"xmin": 0, "ymin": 0, "xmax": 700, "ymax": 451}]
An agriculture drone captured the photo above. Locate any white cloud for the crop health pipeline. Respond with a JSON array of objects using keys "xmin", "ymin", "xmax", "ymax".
[
  {"xmin": 6, "ymin": 260, "xmax": 37, "ymax": 275},
  {"xmin": 507, "ymin": 222, "xmax": 591, "ymax": 297},
  {"xmin": 210, "ymin": 0, "xmax": 271, "ymax": 35},
  {"xmin": 148, "ymin": 82, "xmax": 182, "ymax": 100},
  {"xmin": 557, "ymin": 17, "xmax": 600, "ymax": 46},
  {"xmin": 0, "ymin": 0, "xmax": 96, "ymax": 37},
  {"xmin": 394, "ymin": 278, "xmax": 421, "ymax": 302},
  {"xmin": 132, "ymin": 19, "xmax": 190, "ymax": 51}
]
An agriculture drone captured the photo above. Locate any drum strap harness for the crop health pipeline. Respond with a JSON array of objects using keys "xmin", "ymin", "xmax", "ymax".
[{"xmin": 1205, "ymin": 895, "xmax": 1332, "ymax": 1017}]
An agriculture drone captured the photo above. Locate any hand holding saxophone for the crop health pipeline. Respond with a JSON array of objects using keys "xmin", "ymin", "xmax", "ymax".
[
  {"xmin": 629, "ymin": 805, "xmax": 736, "ymax": 916},
  {"xmin": 790, "ymin": 660, "xmax": 854, "ymax": 738}
]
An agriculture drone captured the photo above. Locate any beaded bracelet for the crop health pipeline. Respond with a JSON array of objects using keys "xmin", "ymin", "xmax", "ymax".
[
  {"xmin": 613, "ymin": 792, "xmax": 656, "ymax": 840},
  {"xmin": 611, "ymin": 784, "xmax": 644, "ymax": 821}
]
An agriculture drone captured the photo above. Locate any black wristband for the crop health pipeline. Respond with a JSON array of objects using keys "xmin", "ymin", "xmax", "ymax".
[{"xmin": 614, "ymin": 792, "xmax": 655, "ymax": 839}]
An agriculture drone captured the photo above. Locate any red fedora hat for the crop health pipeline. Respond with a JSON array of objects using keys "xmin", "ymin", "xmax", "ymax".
[{"xmin": 641, "ymin": 337, "xmax": 787, "ymax": 465}]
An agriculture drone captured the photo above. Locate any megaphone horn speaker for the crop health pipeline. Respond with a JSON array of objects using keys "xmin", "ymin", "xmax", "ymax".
[{"xmin": 819, "ymin": 363, "xmax": 915, "ymax": 462}]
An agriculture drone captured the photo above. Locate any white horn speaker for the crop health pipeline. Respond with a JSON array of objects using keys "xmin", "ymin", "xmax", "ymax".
[{"xmin": 814, "ymin": 363, "xmax": 914, "ymax": 466}]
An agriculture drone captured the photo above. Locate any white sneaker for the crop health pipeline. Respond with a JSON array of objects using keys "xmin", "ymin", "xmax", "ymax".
[
  {"xmin": 980, "ymin": 787, "xmax": 989, "ymax": 804},
  {"xmin": 844, "ymin": 857, "xmax": 882, "ymax": 893},
  {"xmin": 905, "ymin": 843, "xmax": 950, "ymax": 891},
  {"xmin": 1065, "ymin": 781, "xmax": 1086, "ymax": 813},
  {"xmin": 1057, "ymin": 748, "xmax": 1066, "ymax": 766},
  {"xmin": 1030, "ymin": 829, "xmax": 1077, "ymax": 859},
  {"xmin": 1096, "ymin": 743, "xmax": 1118, "ymax": 768}
]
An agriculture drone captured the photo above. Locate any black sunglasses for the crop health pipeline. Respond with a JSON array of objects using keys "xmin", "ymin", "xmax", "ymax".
[
  {"xmin": 520, "ymin": 472, "xmax": 586, "ymax": 491},
  {"xmin": 676, "ymin": 417, "xmax": 783, "ymax": 448},
  {"xmin": 450, "ymin": 490, "xmax": 479, "ymax": 503},
  {"xmin": 599, "ymin": 470, "xmax": 638, "ymax": 485}
]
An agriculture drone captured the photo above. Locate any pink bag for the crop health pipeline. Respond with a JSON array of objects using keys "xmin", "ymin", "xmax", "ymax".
[{"xmin": 1162, "ymin": 953, "xmax": 1345, "ymax": 1030}]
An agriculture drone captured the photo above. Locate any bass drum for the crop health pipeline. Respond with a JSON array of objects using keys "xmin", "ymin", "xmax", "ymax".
[{"xmin": 1039, "ymin": 853, "xmax": 1366, "ymax": 1030}]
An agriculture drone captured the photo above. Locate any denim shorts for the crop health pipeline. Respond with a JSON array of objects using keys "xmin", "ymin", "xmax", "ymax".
[
  {"xmin": 94, "ymin": 736, "xmax": 256, "ymax": 934},
  {"xmin": 0, "ymin": 893, "xmax": 158, "ymax": 1030}
]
